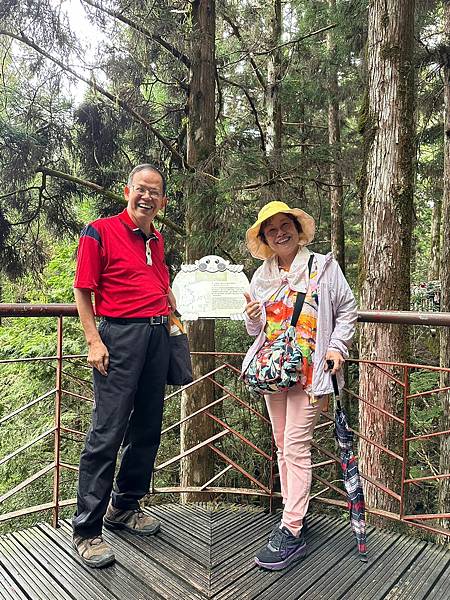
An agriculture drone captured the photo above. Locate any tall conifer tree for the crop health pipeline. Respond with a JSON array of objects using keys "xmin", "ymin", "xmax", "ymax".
[
  {"xmin": 359, "ymin": 0, "xmax": 416, "ymax": 516},
  {"xmin": 180, "ymin": 0, "xmax": 217, "ymax": 499},
  {"xmin": 438, "ymin": 0, "xmax": 450, "ymax": 539}
]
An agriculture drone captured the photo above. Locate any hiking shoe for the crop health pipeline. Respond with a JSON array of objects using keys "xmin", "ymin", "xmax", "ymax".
[
  {"xmin": 255, "ymin": 526, "xmax": 307, "ymax": 570},
  {"xmin": 72, "ymin": 534, "xmax": 115, "ymax": 568},
  {"xmin": 104, "ymin": 503, "xmax": 160, "ymax": 535}
]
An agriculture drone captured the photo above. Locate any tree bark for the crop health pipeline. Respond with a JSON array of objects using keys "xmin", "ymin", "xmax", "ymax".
[
  {"xmin": 180, "ymin": 0, "xmax": 216, "ymax": 502},
  {"xmin": 263, "ymin": 0, "xmax": 283, "ymax": 202},
  {"xmin": 430, "ymin": 198, "xmax": 441, "ymax": 281},
  {"xmin": 438, "ymin": 0, "xmax": 450, "ymax": 541},
  {"xmin": 327, "ymin": 0, "xmax": 345, "ymax": 274},
  {"xmin": 359, "ymin": 0, "xmax": 416, "ymax": 519}
]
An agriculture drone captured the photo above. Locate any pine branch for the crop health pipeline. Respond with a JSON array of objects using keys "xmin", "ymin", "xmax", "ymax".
[
  {"xmin": 253, "ymin": 24, "xmax": 337, "ymax": 56},
  {"xmin": 233, "ymin": 171, "xmax": 342, "ymax": 192},
  {"xmin": 37, "ymin": 166, "xmax": 186, "ymax": 236},
  {"xmin": 81, "ymin": 0, "xmax": 191, "ymax": 69},
  {"xmin": 283, "ymin": 122, "xmax": 328, "ymax": 129},
  {"xmin": 220, "ymin": 12, "xmax": 266, "ymax": 90},
  {"xmin": 219, "ymin": 76, "xmax": 266, "ymax": 153},
  {"xmin": 216, "ymin": 245, "xmax": 239, "ymax": 265},
  {"xmin": 0, "ymin": 30, "xmax": 224, "ymax": 185},
  {"xmin": 0, "ymin": 186, "xmax": 41, "ymax": 200},
  {"xmin": 0, "ymin": 29, "xmax": 185, "ymax": 166}
]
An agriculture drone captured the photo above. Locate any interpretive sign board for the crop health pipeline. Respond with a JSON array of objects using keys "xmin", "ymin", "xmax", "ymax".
[{"xmin": 172, "ymin": 255, "xmax": 250, "ymax": 320}]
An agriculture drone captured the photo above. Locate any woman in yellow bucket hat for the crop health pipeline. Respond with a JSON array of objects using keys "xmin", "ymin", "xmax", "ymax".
[{"xmin": 242, "ymin": 201, "xmax": 357, "ymax": 571}]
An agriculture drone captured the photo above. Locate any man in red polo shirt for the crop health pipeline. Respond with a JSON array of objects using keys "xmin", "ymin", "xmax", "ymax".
[{"xmin": 72, "ymin": 164, "xmax": 176, "ymax": 568}]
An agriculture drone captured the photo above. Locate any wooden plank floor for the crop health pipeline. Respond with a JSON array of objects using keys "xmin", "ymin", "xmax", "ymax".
[{"xmin": 0, "ymin": 504, "xmax": 449, "ymax": 599}]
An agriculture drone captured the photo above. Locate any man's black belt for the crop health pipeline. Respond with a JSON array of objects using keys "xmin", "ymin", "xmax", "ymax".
[{"xmin": 104, "ymin": 316, "xmax": 169, "ymax": 325}]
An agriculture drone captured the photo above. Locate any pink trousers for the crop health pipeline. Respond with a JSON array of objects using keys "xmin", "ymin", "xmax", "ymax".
[{"xmin": 265, "ymin": 386, "xmax": 327, "ymax": 537}]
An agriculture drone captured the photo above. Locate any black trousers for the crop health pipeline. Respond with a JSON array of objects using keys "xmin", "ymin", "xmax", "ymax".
[{"xmin": 72, "ymin": 320, "xmax": 170, "ymax": 538}]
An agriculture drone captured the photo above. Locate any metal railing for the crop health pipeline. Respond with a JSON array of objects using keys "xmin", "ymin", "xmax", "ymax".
[{"xmin": 0, "ymin": 304, "xmax": 449, "ymax": 539}]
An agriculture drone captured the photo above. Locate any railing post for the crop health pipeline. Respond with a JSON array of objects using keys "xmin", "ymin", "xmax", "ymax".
[
  {"xmin": 400, "ymin": 365, "xmax": 410, "ymax": 521},
  {"xmin": 52, "ymin": 316, "xmax": 63, "ymax": 528},
  {"xmin": 269, "ymin": 434, "xmax": 275, "ymax": 513}
]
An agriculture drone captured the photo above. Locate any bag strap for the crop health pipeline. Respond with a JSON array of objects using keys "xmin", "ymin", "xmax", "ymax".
[{"xmin": 290, "ymin": 254, "xmax": 314, "ymax": 327}]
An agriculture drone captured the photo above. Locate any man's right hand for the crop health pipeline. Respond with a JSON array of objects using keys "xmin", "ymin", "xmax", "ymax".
[
  {"xmin": 244, "ymin": 292, "xmax": 262, "ymax": 321},
  {"xmin": 88, "ymin": 339, "xmax": 110, "ymax": 376}
]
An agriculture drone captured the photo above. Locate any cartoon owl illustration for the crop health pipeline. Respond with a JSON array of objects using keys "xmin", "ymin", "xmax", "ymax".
[{"xmin": 181, "ymin": 255, "xmax": 243, "ymax": 274}]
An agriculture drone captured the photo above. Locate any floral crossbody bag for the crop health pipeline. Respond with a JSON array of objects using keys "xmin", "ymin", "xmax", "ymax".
[{"xmin": 243, "ymin": 255, "xmax": 313, "ymax": 395}]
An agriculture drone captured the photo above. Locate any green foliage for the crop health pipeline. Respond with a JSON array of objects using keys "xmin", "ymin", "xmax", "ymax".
[
  {"xmin": 0, "ymin": 239, "xmax": 86, "ymax": 531},
  {"xmin": 0, "ymin": 63, "xmax": 81, "ymax": 277},
  {"xmin": 44, "ymin": 243, "xmax": 78, "ymax": 303},
  {"xmin": 410, "ymin": 368, "xmax": 440, "ymax": 395},
  {"xmin": 405, "ymin": 368, "xmax": 444, "ymax": 515}
]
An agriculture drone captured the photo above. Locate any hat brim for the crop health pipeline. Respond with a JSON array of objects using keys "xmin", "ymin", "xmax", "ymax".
[{"xmin": 246, "ymin": 207, "xmax": 315, "ymax": 260}]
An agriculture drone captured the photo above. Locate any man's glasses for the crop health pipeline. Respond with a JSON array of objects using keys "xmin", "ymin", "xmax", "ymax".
[{"xmin": 131, "ymin": 185, "xmax": 163, "ymax": 199}]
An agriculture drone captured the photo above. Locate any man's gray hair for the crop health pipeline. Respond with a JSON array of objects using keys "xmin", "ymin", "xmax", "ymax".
[{"xmin": 127, "ymin": 164, "xmax": 167, "ymax": 195}]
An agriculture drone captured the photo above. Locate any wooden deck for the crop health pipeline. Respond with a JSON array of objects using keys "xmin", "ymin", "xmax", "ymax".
[{"xmin": 0, "ymin": 503, "xmax": 449, "ymax": 599}]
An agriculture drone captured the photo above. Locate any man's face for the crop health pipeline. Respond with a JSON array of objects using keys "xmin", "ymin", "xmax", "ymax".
[{"xmin": 124, "ymin": 169, "xmax": 167, "ymax": 227}]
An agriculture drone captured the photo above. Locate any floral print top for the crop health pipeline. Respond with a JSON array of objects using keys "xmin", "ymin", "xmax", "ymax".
[{"xmin": 264, "ymin": 259, "xmax": 319, "ymax": 391}]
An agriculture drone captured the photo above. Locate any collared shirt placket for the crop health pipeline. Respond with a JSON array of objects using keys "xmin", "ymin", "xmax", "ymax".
[
  {"xmin": 145, "ymin": 234, "xmax": 158, "ymax": 265},
  {"xmin": 131, "ymin": 226, "xmax": 158, "ymax": 266}
]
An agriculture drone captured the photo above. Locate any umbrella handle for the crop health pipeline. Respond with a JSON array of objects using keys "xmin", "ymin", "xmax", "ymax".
[{"xmin": 327, "ymin": 360, "xmax": 340, "ymax": 397}]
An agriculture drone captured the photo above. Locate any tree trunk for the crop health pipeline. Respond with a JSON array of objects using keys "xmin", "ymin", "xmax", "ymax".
[
  {"xmin": 263, "ymin": 0, "xmax": 282, "ymax": 202},
  {"xmin": 359, "ymin": 0, "xmax": 416, "ymax": 521},
  {"xmin": 430, "ymin": 197, "xmax": 441, "ymax": 281},
  {"xmin": 327, "ymin": 0, "xmax": 345, "ymax": 274},
  {"xmin": 327, "ymin": 0, "xmax": 349, "ymax": 420},
  {"xmin": 180, "ymin": 0, "xmax": 216, "ymax": 502},
  {"xmin": 297, "ymin": 103, "xmax": 306, "ymax": 205},
  {"xmin": 438, "ymin": 0, "xmax": 450, "ymax": 541}
]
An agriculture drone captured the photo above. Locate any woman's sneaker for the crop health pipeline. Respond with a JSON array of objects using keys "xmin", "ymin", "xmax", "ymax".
[
  {"xmin": 255, "ymin": 526, "xmax": 307, "ymax": 570},
  {"xmin": 268, "ymin": 516, "xmax": 308, "ymax": 541}
]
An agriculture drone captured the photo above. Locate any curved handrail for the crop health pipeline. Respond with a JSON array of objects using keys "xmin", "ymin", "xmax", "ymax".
[{"xmin": 1, "ymin": 303, "xmax": 450, "ymax": 326}]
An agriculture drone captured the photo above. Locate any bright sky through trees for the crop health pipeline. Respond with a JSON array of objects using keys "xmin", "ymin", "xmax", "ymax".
[{"xmin": 57, "ymin": 0, "xmax": 106, "ymax": 102}]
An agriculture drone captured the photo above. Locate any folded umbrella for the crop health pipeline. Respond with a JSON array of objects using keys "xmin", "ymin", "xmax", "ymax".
[{"xmin": 331, "ymin": 368, "xmax": 368, "ymax": 561}]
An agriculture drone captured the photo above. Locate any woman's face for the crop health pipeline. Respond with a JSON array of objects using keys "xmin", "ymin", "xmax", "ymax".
[{"xmin": 261, "ymin": 213, "xmax": 301, "ymax": 260}]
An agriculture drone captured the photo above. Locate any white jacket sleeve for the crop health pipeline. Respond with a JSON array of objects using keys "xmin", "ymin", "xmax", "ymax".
[{"xmin": 328, "ymin": 261, "xmax": 358, "ymax": 359}]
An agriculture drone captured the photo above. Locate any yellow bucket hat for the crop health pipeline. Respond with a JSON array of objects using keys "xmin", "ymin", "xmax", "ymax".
[{"xmin": 246, "ymin": 201, "xmax": 315, "ymax": 260}]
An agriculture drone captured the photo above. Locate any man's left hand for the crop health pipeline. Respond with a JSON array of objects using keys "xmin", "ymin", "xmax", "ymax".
[
  {"xmin": 324, "ymin": 350, "xmax": 345, "ymax": 374},
  {"xmin": 168, "ymin": 287, "xmax": 177, "ymax": 312}
]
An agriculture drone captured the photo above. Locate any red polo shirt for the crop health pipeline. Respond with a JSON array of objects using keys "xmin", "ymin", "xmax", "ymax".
[{"xmin": 74, "ymin": 209, "xmax": 170, "ymax": 317}]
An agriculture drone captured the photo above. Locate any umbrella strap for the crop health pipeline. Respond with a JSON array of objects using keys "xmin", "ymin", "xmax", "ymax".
[
  {"xmin": 331, "ymin": 372, "xmax": 339, "ymax": 397},
  {"xmin": 331, "ymin": 372, "xmax": 342, "ymax": 411}
]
